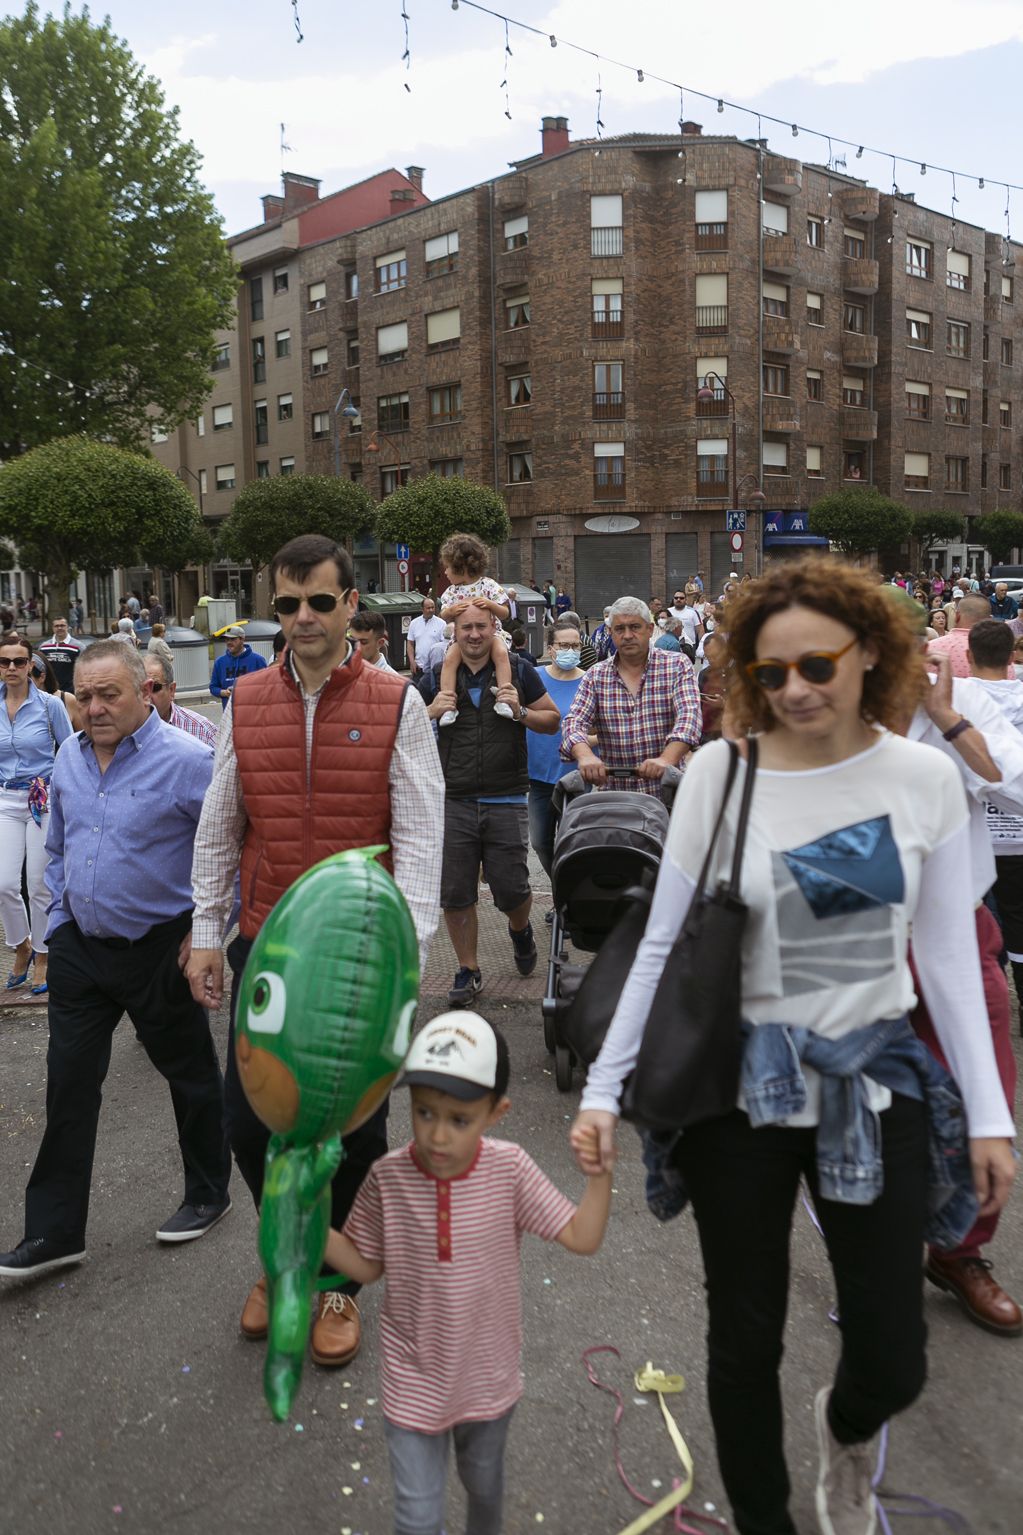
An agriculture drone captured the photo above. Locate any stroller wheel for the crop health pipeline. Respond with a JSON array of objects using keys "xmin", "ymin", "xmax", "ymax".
[
  {"xmin": 554, "ymin": 1044, "xmax": 573, "ymax": 1093},
  {"xmin": 542, "ymin": 1011, "xmax": 556, "ymax": 1055}
]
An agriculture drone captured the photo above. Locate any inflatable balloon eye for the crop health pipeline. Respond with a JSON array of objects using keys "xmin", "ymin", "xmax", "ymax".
[{"xmin": 235, "ymin": 847, "xmax": 420, "ymax": 1422}]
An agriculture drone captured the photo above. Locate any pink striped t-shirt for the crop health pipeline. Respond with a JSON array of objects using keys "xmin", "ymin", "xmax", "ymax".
[{"xmin": 343, "ymin": 1136, "xmax": 576, "ymax": 1432}]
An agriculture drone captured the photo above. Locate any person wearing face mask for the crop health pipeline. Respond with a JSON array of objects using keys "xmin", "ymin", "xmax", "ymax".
[{"xmin": 527, "ymin": 619, "xmax": 588, "ymax": 884}]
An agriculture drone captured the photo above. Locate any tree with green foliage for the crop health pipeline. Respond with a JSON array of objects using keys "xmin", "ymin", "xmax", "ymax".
[
  {"xmin": 0, "ymin": 3, "xmax": 237, "ymax": 458},
  {"xmin": 973, "ymin": 509, "xmax": 1023, "ymax": 565},
  {"xmin": 374, "ymin": 477, "xmax": 511, "ymax": 585},
  {"xmin": 808, "ymin": 489, "xmax": 913, "ymax": 557},
  {"xmin": 910, "ymin": 507, "xmax": 965, "ymax": 550},
  {"xmin": 217, "ymin": 475, "xmax": 376, "ymax": 573},
  {"xmin": 0, "ymin": 435, "xmax": 212, "ymax": 618}
]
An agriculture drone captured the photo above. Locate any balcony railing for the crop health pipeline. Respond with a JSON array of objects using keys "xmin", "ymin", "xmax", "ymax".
[
  {"xmin": 591, "ymin": 226, "xmax": 624, "ymax": 257},
  {"xmin": 695, "ymin": 388, "xmax": 729, "ymax": 417},
  {"xmin": 593, "ymin": 470, "xmax": 626, "ymax": 500},
  {"xmin": 592, "ymin": 311, "xmax": 624, "ymax": 338},
  {"xmin": 696, "ymin": 467, "xmax": 729, "ymax": 494},
  {"xmin": 592, "ymin": 391, "xmax": 625, "ymax": 420},
  {"xmin": 696, "ymin": 305, "xmax": 728, "ymax": 335},
  {"xmin": 695, "ymin": 222, "xmax": 728, "ymax": 251}
]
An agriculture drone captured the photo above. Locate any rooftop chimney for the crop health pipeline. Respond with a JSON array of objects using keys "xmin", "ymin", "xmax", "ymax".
[
  {"xmin": 541, "ymin": 115, "xmax": 571, "ymax": 156},
  {"xmin": 681, "ymin": 121, "xmax": 703, "ymax": 137},
  {"xmin": 405, "ymin": 165, "xmax": 425, "ymax": 192},
  {"xmin": 261, "ymin": 193, "xmax": 284, "ymax": 222},
  {"xmin": 281, "ymin": 172, "xmax": 321, "ymax": 213}
]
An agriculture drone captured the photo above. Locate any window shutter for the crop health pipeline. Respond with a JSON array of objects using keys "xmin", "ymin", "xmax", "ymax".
[
  {"xmin": 591, "ymin": 277, "xmax": 623, "ymax": 295},
  {"xmin": 593, "ymin": 441, "xmax": 624, "ymax": 458},
  {"xmin": 763, "ymin": 441, "xmax": 788, "ymax": 467},
  {"xmin": 590, "ymin": 194, "xmax": 623, "ymax": 226},
  {"xmin": 905, "ymin": 453, "xmax": 930, "ymax": 475},
  {"xmin": 697, "ymin": 438, "xmax": 728, "ymax": 456},
  {"xmin": 377, "ymin": 321, "xmax": 409, "ymax": 355},
  {"xmin": 762, "ymin": 202, "xmax": 789, "ymax": 233},
  {"xmin": 696, "ymin": 274, "xmax": 728, "ymax": 305},
  {"xmin": 694, "ymin": 190, "xmax": 728, "ymax": 221},
  {"xmin": 375, "ymin": 249, "xmax": 406, "ymax": 268},
  {"xmin": 503, "ymin": 215, "xmax": 528, "ymax": 239},
  {"xmin": 947, "ymin": 251, "xmax": 970, "ymax": 276},
  {"xmin": 425, "ymin": 231, "xmax": 458, "ymax": 260},
  {"xmin": 763, "ymin": 280, "xmax": 788, "ymax": 301},
  {"xmin": 426, "ymin": 308, "xmax": 461, "ymax": 344},
  {"xmin": 906, "ymin": 380, "xmax": 931, "ymax": 395},
  {"xmin": 806, "ymin": 446, "xmax": 822, "ymax": 471}
]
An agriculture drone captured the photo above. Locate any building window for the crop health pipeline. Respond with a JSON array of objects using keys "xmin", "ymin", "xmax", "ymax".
[
  {"xmin": 593, "ymin": 442, "xmax": 625, "ymax": 499},
  {"xmin": 905, "ymin": 382, "xmax": 931, "ymax": 419},
  {"xmin": 843, "ymin": 300, "xmax": 866, "ymax": 334},
  {"xmin": 311, "ymin": 411, "xmax": 330, "ymax": 440},
  {"xmin": 843, "ymin": 448, "xmax": 866, "ymax": 481},
  {"xmin": 503, "ymin": 214, "xmax": 528, "ymax": 250},
  {"xmin": 762, "ymin": 201, "xmax": 789, "ymax": 235},
  {"xmin": 806, "ymin": 369, "xmax": 822, "ymax": 401},
  {"xmin": 215, "ymin": 464, "xmax": 236, "ymax": 490},
  {"xmin": 983, "ymin": 390, "xmax": 989, "ymax": 424},
  {"xmin": 273, "ymin": 267, "xmax": 289, "ymax": 294},
  {"xmin": 505, "ymin": 292, "xmax": 531, "ymax": 329},
  {"xmin": 252, "ymin": 337, "xmax": 266, "ymax": 383},
  {"xmin": 842, "ymin": 374, "xmax": 866, "ymax": 407},
  {"xmin": 308, "ymin": 280, "xmax": 327, "ymax": 311},
  {"xmin": 1002, "ymin": 274, "xmax": 1014, "ymax": 302},
  {"xmin": 378, "ymin": 392, "xmax": 410, "ymax": 433},
  {"xmin": 593, "ymin": 361, "xmax": 624, "ymax": 418},
  {"xmin": 375, "ymin": 249, "xmax": 407, "ymax": 293},
  {"xmin": 806, "ymin": 216, "xmax": 824, "ymax": 249},
  {"xmin": 256, "ymin": 460, "xmax": 270, "ymax": 479},
  {"xmin": 807, "ymin": 445, "xmax": 824, "ymax": 478},
  {"xmin": 254, "ymin": 400, "xmax": 268, "ymax": 445},
  {"xmin": 591, "ymin": 194, "xmax": 623, "ymax": 257},
  {"xmin": 347, "ymin": 334, "xmax": 360, "ymax": 369},
  {"xmin": 344, "ymin": 268, "xmax": 359, "ymax": 300},
  {"xmin": 904, "ymin": 452, "xmax": 930, "ymax": 490},
  {"xmin": 310, "ymin": 347, "xmax": 329, "ymax": 377},
  {"xmin": 694, "ymin": 190, "xmax": 728, "ymax": 250},
  {"xmin": 946, "ymin": 320, "xmax": 970, "ymax": 358},
  {"xmin": 279, "ymin": 455, "xmax": 295, "ymax": 476},
  {"xmin": 1000, "ymin": 400, "xmax": 1012, "ymax": 428},
  {"xmin": 763, "ymin": 362, "xmax": 789, "ymax": 397},
  {"xmin": 1000, "ymin": 462, "xmax": 1012, "ymax": 490},
  {"xmin": 946, "ymin": 251, "xmax": 970, "ymax": 290},
  {"xmin": 196, "ymin": 415, "xmax": 205, "ymax": 437},
  {"xmin": 212, "ymin": 403, "xmax": 233, "ymax": 432},
  {"xmin": 981, "ymin": 457, "xmax": 988, "ymax": 489},
  {"xmin": 762, "ymin": 281, "xmax": 788, "ymax": 318},
  {"xmin": 347, "ymin": 397, "xmax": 361, "ymax": 433},
  {"xmin": 426, "ymin": 307, "xmax": 461, "ymax": 350},
  {"xmin": 906, "ymin": 308, "xmax": 931, "ymax": 348},
  {"xmin": 1001, "ymin": 337, "xmax": 1014, "ymax": 365},
  {"xmin": 376, "ymin": 321, "xmax": 408, "ymax": 363},
  {"xmin": 380, "ymin": 464, "xmax": 410, "ymax": 495},
  {"xmin": 277, "ymin": 393, "xmax": 293, "ymax": 422},
  {"xmin": 696, "ymin": 274, "xmax": 728, "ymax": 334},
  {"xmin": 350, "ymin": 464, "xmax": 362, "ymax": 484},
  {"xmin": 507, "ymin": 448, "xmax": 533, "ymax": 484},
  {"xmin": 945, "ymin": 387, "xmax": 969, "ymax": 424},
  {"xmin": 507, "ymin": 373, "xmax": 532, "ymax": 407},
  {"xmin": 906, "ymin": 239, "xmax": 932, "ymax": 280},
  {"xmin": 428, "ymin": 383, "xmax": 462, "ymax": 424},
  {"xmin": 275, "ymin": 329, "xmax": 291, "ymax": 359},
  {"xmin": 429, "ymin": 458, "xmax": 464, "ymax": 478},
  {"xmin": 592, "ymin": 278, "xmax": 623, "ymax": 336},
  {"xmin": 212, "ymin": 343, "xmax": 230, "ymax": 372},
  {"xmin": 424, "ymin": 230, "xmax": 459, "ymax": 275},
  {"xmin": 696, "ymin": 358, "xmax": 728, "ymax": 415},
  {"xmin": 762, "ymin": 440, "xmax": 788, "ymax": 477},
  {"xmin": 696, "ymin": 437, "xmax": 729, "ymax": 493},
  {"xmin": 945, "ymin": 456, "xmax": 969, "ymax": 492},
  {"xmin": 150, "ymin": 424, "xmax": 168, "ymax": 444},
  {"xmin": 843, "ymin": 227, "xmax": 866, "ymax": 258},
  {"xmin": 250, "ymin": 277, "xmax": 264, "ymax": 321},
  {"xmin": 807, "ymin": 292, "xmax": 824, "ymax": 326}
]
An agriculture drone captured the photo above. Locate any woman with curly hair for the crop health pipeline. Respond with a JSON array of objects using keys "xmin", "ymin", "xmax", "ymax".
[{"xmin": 570, "ymin": 557, "xmax": 1015, "ymax": 1535}]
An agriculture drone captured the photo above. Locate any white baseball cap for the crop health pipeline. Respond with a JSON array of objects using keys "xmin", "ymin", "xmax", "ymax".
[{"xmin": 399, "ymin": 1011, "xmax": 499, "ymax": 1101}]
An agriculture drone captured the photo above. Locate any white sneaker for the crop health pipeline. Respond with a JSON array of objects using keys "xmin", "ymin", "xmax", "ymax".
[
  {"xmin": 494, "ymin": 700, "xmax": 515, "ymax": 720},
  {"xmin": 439, "ymin": 709, "xmax": 458, "ymax": 727},
  {"xmin": 814, "ymin": 1387, "xmax": 878, "ymax": 1535}
]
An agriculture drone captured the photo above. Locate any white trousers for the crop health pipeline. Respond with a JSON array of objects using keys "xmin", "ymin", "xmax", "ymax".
[{"xmin": 0, "ymin": 787, "xmax": 49, "ymax": 954}]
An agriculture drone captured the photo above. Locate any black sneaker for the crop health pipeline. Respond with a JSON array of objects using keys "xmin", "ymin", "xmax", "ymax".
[
  {"xmin": 448, "ymin": 967, "xmax": 483, "ymax": 1007},
  {"xmin": 157, "ymin": 1199, "xmax": 232, "ymax": 1244},
  {"xmin": 0, "ymin": 1237, "xmax": 85, "ymax": 1278},
  {"xmin": 544, "ymin": 908, "xmax": 555, "ymax": 925},
  {"xmin": 509, "ymin": 921, "xmax": 538, "ymax": 976}
]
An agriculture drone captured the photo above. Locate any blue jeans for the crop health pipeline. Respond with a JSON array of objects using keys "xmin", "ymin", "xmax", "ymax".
[
  {"xmin": 527, "ymin": 780, "xmax": 557, "ymax": 876},
  {"xmin": 384, "ymin": 1409, "xmax": 515, "ymax": 1535}
]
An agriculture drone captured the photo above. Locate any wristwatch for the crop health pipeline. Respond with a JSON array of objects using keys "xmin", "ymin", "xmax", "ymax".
[
  {"xmin": 942, "ymin": 717, "xmax": 972, "ymax": 742},
  {"xmin": 518, "ymin": 704, "xmax": 528, "ymax": 722}
]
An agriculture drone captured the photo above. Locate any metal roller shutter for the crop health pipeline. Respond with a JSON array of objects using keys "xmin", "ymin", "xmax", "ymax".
[
  {"xmin": 532, "ymin": 537, "xmax": 554, "ymax": 589},
  {"xmin": 574, "ymin": 534, "xmax": 650, "ymax": 627},
  {"xmin": 665, "ymin": 533, "xmax": 699, "ymax": 596},
  {"xmin": 709, "ymin": 532, "xmax": 735, "ymax": 597}
]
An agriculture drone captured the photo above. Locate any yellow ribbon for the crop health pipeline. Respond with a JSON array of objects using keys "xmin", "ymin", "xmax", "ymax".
[{"xmin": 615, "ymin": 1363, "xmax": 695, "ymax": 1535}]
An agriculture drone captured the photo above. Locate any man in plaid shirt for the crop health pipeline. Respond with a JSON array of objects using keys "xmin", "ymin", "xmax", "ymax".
[{"xmin": 561, "ymin": 596, "xmax": 701, "ymax": 794}]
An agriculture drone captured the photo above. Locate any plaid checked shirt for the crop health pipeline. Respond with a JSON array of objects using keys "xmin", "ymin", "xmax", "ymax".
[
  {"xmin": 560, "ymin": 647, "xmax": 702, "ymax": 794},
  {"xmin": 169, "ymin": 700, "xmax": 218, "ymax": 749}
]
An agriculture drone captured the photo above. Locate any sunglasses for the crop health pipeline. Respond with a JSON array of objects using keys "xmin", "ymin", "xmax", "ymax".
[
  {"xmin": 149, "ymin": 681, "xmax": 165, "ymax": 693},
  {"xmin": 272, "ymin": 589, "xmax": 350, "ymax": 616},
  {"xmin": 746, "ymin": 636, "xmax": 859, "ymax": 691},
  {"xmin": 0, "ymin": 656, "xmax": 29, "ymax": 669}
]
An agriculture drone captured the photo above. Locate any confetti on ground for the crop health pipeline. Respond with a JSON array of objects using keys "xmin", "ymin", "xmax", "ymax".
[
  {"xmin": 113, "ymin": 1507, "xmax": 122, "ymax": 1515},
  {"xmin": 543, "ymin": 1278, "xmax": 552, "ymax": 1286},
  {"xmin": 704, "ymin": 1503, "xmax": 717, "ymax": 1513},
  {"xmin": 535, "ymin": 1515, "xmax": 545, "ymax": 1524},
  {"xmin": 295, "ymin": 1424, "xmax": 304, "ymax": 1433},
  {"xmin": 181, "ymin": 1366, "xmax": 190, "ymax": 1374},
  {"xmin": 350, "ymin": 1462, "xmax": 361, "ymax": 1471},
  {"xmin": 342, "ymin": 1486, "xmax": 353, "ymax": 1496},
  {"xmin": 651, "ymin": 1479, "xmax": 662, "ymax": 1489},
  {"xmin": 342, "ymin": 1527, "xmax": 352, "ymax": 1534},
  {"xmin": 54, "ymin": 1431, "xmax": 62, "ymax": 1440},
  {"xmin": 362, "ymin": 1477, "xmax": 369, "ymax": 1485},
  {"xmin": 354, "ymin": 1418, "xmax": 364, "ymax": 1430},
  {"xmin": 366, "ymin": 1398, "xmax": 377, "ymax": 1406},
  {"xmin": 340, "ymin": 1401, "xmax": 348, "ymax": 1410}
]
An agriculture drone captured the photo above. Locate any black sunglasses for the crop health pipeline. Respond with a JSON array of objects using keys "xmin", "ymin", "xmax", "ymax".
[
  {"xmin": 0, "ymin": 656, "xmax": 29, "ymax": 668},
  {"xmin": 149, "ymin": 681, "xmax": 165, "ymax": 693},
  {"xmin": 273, "ymin": 589, "xmax": 350, "ymax": 616}
]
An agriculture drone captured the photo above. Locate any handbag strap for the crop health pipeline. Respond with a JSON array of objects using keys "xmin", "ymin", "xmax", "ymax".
[
  {"xmin": 725, "ymin": 735, "xmax": 759, "ymax": 898},
  {"xmin": 689, "ymin": 741, "xmax": 741, "ymax": 902}
]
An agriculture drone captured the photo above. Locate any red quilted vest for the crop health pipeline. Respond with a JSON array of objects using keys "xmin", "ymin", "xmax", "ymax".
[{"xmin": 232, "ymin": 650, "xmax": 407, "ymax": 938}]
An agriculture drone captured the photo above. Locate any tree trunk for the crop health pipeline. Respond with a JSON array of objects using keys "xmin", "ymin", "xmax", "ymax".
[{"xmin": 46, "ymin": 565, "xmax": 74, "ymax": 628}]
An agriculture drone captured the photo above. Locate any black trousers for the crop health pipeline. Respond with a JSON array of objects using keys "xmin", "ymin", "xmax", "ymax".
[
  {"xmin": 674, "ymin": 1096, "xmax": 929, "ymax": 1535},
  {"xmin": 223, "ymin": 934, "xmax": 389, "ymax": 1296},
  {"xmin": 25, "ymin": 916, "xmax": 231, "ymax": 1250}
]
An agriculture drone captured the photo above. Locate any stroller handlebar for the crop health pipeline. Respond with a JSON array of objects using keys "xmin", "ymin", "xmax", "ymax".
[{"xmin": 553, "ymin": 763, "xmax": 682, "ymax": 818}]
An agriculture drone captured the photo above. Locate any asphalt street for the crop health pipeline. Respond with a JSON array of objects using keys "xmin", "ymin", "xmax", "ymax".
[{"xmin": 2, "ymin": 849, "xmax": 1022, "ymax": 1534}]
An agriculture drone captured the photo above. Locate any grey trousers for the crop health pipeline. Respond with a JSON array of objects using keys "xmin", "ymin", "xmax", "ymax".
[{"xmin": 383, "ymin": 1408, "xmax": 515, "ymax": 1535}]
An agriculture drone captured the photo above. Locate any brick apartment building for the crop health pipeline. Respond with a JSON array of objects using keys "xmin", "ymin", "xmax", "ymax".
[{"xmin": 153, "ymin": 120, "xmax": 1021, "ymax": 621}]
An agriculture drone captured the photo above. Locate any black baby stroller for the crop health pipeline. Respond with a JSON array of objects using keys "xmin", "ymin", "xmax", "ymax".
[{"xmin": 541, "ymin": 768, "xmax": 679, "ymax": 1091}]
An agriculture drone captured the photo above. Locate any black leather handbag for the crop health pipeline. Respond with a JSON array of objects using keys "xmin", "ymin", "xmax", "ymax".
[{"xmin": 621, "ymin": 737, "xmax": 758, "ymax": 1132}]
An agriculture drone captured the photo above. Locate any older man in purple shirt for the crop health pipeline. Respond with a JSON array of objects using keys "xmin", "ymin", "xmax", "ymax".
[{"xmin": 0, "ymin": 640, "xmax": 231, "ymax": 1280}]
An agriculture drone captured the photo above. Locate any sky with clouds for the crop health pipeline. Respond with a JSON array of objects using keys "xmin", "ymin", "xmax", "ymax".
[{"xmin": 35, "ymin": 0, "xmax": 1023, "ymax": 238}]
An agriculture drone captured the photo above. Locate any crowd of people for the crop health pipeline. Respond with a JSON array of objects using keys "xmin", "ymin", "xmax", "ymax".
[{"xmin": 0, "ymin": 538, "xmax": 1019, "ymax": 1535}]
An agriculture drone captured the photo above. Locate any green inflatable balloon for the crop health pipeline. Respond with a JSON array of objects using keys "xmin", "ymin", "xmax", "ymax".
[{"xmin": 234, "ymin": 847, "xmax": 419, "ymax": 1422}]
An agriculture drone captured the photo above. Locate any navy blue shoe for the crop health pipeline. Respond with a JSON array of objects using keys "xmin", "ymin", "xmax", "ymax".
[{"xmin": 448, "ymin": 968, "xmax": 483, "ymax": 1008}]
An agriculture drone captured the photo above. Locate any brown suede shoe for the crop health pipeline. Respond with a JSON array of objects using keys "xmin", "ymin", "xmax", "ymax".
[
  {"xmin": 310, "ymin": 1291, "xmax": 361, "ymax": 1367},
  {"xmin": 240, "ymin": 1275, "xmax": 268, "ymax": 1340},
  {"xmin": 926, "ymin": 1252, "xmax": 1023, "ymax": 1336}
]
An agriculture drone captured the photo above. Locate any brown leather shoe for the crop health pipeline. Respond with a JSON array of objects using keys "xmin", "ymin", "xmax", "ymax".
[
  {"xmin": 926, "ymin": 1252, "xmax": 1023, "ymax": 1336},
  {"xmin": 310, "ymin": 1290, "xmax": 361, "ymax": 1367},
  {"xmin": 240, "ymin": 1275, "xmax": 268, "ymax": 1340}
]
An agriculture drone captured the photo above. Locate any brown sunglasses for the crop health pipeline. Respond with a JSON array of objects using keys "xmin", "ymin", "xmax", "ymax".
[{"xmin": 745, "ymin": 636, "xmax": 859, "ymax": 691}]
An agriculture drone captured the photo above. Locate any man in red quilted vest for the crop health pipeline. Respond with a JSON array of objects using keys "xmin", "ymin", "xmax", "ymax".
[{"xmin": 186, "ymin": 535, "xmax": 444, "ymax": 1369}]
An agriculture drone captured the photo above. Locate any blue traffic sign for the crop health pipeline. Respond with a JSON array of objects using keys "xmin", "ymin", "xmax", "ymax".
[
  {"xmin": 725, "ymin": 511, "xmax": 746, "ymax": 533},
  {"xmin": 395, "ymin": 543, "xmax": 410, "ymax": 561}
]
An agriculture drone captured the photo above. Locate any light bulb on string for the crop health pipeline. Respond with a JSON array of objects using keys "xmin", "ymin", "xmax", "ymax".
[
  {"xmin": 549, "ymin": 34, "xmax": 556, "ymax": 47},
  {"xmin": 979, "ymin": 178, "xmax": 985, "ymax": 190},
  {"xmin": 856, "ymin": 146, "xmax": 864, "ymax": 159},
  {"xmin": 791, "ymin": 123, "xmax": 798, "ymax": 137},
  {"xmin": 920, "ymin": 163, "xmax": 926, "ymax": 176},
  {"xmin": 637, "ymin": 69, "xmax": 644, "ymax": 83}
]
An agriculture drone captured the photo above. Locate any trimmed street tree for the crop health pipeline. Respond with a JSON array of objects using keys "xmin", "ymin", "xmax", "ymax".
[
  {"xmin": 374, "ymin": 476, "xmax": 511, "ymax": 586},
  {"xmin": 910, "ymin": 507, "xmax": 965, "ymax": 549},
  {"xmin": 0, "ymin": 435, "xmax": 212, "ymax": 619},
  {"xmin": 973, "ymin": 510, "xmax": 1023, "ymax": 566},
  {"xmin": 217, "ymin": 475, "xmax": 376, "ymax": 574},
  {"xmin": 808, "ymin": 489, "xmax": 913, "ymax": 557},
  {"xmin": 0, "ymin": 3, "xmax": 237, "ymax": 457}
]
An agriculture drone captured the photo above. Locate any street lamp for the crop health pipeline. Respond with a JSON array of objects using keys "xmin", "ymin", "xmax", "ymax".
[
  {"xmin": 366, "ymin": 432, "xmax": 409, "ymax": 591},
  {"xmin": 333, "ymin": 387, "xmax": 361, "ymax": 479},
  {"xmin": 736, "ymin": 474, "xmax": 767, "ymax": 510},
  {"xmin": 176, "ymin": 464, "xmax": 204, "ymax": 517}
]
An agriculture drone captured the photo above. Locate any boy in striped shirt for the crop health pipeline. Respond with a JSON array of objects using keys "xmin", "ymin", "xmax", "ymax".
[{"xmin": 326, "ymin": 1012, "xmax": 612, "ymax": 1535}]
